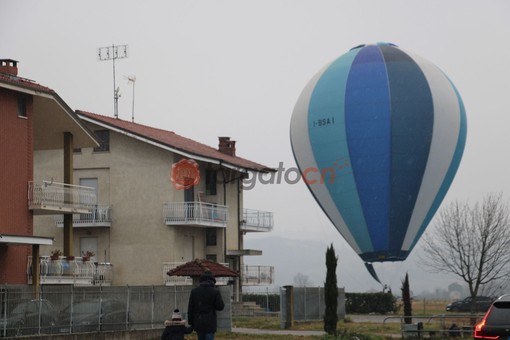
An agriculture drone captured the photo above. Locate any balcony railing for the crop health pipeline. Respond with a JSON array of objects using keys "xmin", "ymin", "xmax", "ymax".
[
  {"xmin": 163, "ymin": 263, "xmax": 273, "ymax": 286},
  {"xmin": 28, "ymin": 181, "xmax": 96, "ymax": 214},
  {"xmin": 163, "ymin": 202, "xmax": 228, "ymax": 228},
  {"xmin": 242, "ymin": 265, "xmax": 274, "ymax": 286},
  {"xmin": 54, "ymin": 205, "xmax": 112, "ymax": 227},
  {"xmin": 241, "ymin": 209, "xmax": 274, "ymax": 232},
  {"xmin": 27, "ymin": 256, "xmax": 113, "ymax": 286},
  {"xmin": 163, "ymin": 262, "xmax": 230, "ymax": 286}
]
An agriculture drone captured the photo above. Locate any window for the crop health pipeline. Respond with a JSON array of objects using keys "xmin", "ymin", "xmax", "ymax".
[
  {"xmin": 205, "ymin": 169, "xmax": 217, "ymax": 195},
  {"xmin": 80, "ymin": 178, "xmax": 98, "ymax": 198},
  {"xmin": 206, "ymin": 254, "xmax": 217, "ymax": 262},
  {"xmin": 206, "ymin": 228, "xmax": 217, "ymax": 246},
  {"xmin": 93, "ymin": 130, "xmax": 110, "ymax": 152},
  {"xmin": 17, "ymin": 96, "xmax": 27, "ymax": 117}
]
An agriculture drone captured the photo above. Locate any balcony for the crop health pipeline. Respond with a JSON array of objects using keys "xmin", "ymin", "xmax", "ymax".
[
  {"xmin": 27, "ymin": 256, "xmax": 112, "ymax": 286},
  {"xmin": 28, "ymin": 181, "xmax": 96, "ymax": 215},
  {"xmin": 163, "ymin": 263, "xmax": 273, "ymax": 286},
  {"xmin": 54, "ymin": 205, "xmax": 112, "ymax": 227},
  {"xmin": 240, "ymin": 209, "xmax": 274, "ymax": 232},
  {"xmin": 163, "ymin": 202, "xmax": 228, "ymax": 228},
  {"xmin": 163, "ymin": 262, "xmax": 230, "ymax": 286},
  {"xmin": 242, "ymin": 265, "xmax": 274, "ymax": 286}
]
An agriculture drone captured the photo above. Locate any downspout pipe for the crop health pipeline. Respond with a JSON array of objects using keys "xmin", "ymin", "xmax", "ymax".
[{"xmin": 221, "ymin": 162, "xmax": 227, "ymax": 262}]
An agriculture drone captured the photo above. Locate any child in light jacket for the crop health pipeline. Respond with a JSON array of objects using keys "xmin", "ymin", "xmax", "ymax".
[{"xmin": 161, "ymin": 309, "xmax": 193, "ymax": 340}]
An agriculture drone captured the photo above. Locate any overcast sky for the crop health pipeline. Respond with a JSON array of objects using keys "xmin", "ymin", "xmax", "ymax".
[{"xmin": 2, "ymin": 0, "xmax": 510, "ymax": 294}]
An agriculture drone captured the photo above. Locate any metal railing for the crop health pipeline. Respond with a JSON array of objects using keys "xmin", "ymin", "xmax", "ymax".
[
  {"xmin": 243, "ymin": 265, "xmax": 274, "ymax": 285},
  {"xmin": 382, "ymin": 314, "xmax": 484, "ymax": 338},
  {"xmin": 54, "ymin": 205, "xmax": 112, "ymax": 227},
  {"xmin": 27, "ymin": 256, "xmax": 113, "ymax": 286},
  {"xmin": 241, "ymin": 209, "xmax": 274, "ymax": 232},
  {"xmin": 163, "ymin": 262, "xmax": 231, "ymax": 286},
  {"xmin": 28, "ymin": 181, "xmax": 96, "ymax": 212},
  {"xmin": 0, "ymin": 284, "xmax": 232, "ymax": 337},
  {"xmin": 163, "ymin": 202, "xmax": 228, "ymax": 227}
]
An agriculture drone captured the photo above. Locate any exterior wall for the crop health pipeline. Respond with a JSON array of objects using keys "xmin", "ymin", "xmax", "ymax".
[
  {"xmin": 34, "ymin": 122, "xmax": 245, "ymax": 286},
  {"xmin": 224, "ymin": 177, "xmax": 241, "ymax": 254},
  {"xmin": 33, "ymin": 150, "xmax": 64, "ymax": 254},
  {"xmin": 0, "ymin": 88, "xmax": 33, "ymax": 283}
]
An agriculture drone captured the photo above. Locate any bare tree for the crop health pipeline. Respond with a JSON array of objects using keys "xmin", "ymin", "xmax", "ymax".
[
  {"xmin": 293, "ymin": 272, "xmax": 312, "ymax": 287},
  {"xmin": 420, "ymin": 193, "xmax": 510, "ymax": 312}
]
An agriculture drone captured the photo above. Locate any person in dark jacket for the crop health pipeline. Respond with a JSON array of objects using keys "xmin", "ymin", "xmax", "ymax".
[
  {"xmin": 187, "ymin": 271, "xmax": 225, "ymax": 340},
  {"xmin": 161, "ymin": 308, "xmax": 193, "ymax": 340}
]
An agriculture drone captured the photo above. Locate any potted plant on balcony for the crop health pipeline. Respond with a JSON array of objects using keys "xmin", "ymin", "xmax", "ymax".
[
  {"xmin": 82, "ymin": 250, "xmax": 95, "ymax": 261},
  {"xmin": 50, "ymin": 249, "xmax": 63, "ymax": 260}
]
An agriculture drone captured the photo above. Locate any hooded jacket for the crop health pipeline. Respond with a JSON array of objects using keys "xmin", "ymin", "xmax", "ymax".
[{"xmin": 187, "ymin": 275, "xmax": 225, "ymax": 333}]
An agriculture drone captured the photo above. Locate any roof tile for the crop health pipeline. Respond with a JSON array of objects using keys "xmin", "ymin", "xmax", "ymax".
[
  {"xmin": 77, "ymin": 110, "xmax": 274, "ymax": 173},
  {"xmin": 0, "ymin": 72, "xmax": 54, "ymax": 93}
]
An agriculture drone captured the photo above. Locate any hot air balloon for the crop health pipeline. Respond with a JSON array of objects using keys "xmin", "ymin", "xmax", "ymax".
[{"xmin": 290, "ymin": 43, "xmax": 467, "ymax": 280}]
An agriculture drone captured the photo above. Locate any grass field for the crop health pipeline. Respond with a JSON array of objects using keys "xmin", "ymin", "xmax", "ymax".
[{"xmin": 159, "ymin": 300, "xmax": 480, "ymax": 339}]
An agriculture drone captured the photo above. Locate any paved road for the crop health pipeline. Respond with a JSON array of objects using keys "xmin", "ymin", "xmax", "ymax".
[
  {"xmin": 348, "ymin": 314, "xmax": 403, "ymax": 323},
  {"xmin": 232, "ymin": 327, "xmax": 326, "ymax": 336},
  {"xmin": 231, "ymin": 315, "xmax": 397, "ymax": 337}
]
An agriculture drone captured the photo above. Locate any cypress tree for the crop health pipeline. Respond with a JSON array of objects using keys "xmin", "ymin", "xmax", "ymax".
[
  {"xmin": 324, "ymin": 243, "xmax": 338, "ymax": 335},
  {"xmin": 401, "ymin": 272, "xmax": 412, "ymax": 324}
]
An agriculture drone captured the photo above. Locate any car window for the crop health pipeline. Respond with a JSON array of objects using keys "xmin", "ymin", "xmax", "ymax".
[
  {"xmin": 25, "ymin": 302, "xmax": 38, "ymax": 314},
  {"xmin": 62, "ymin": 301, "xmax": 100, "ymax": 314},
  {"xmin": 111, "ymin": 301, "xmax": 124, "ymax": 310},
  {"xmin": 77, "ymin": 301, "xmax": 100, "ymax": 314},
  {"xmin": 11, "ymin": 302, "xmax": 28, "ymax": 315},
  {"xmin": 40, "ymin": 301, "xmax": 53, "ymax": 314},
  {"xmin": 486, "ymin": 302, "xmax": 510, "ymax": 325}
]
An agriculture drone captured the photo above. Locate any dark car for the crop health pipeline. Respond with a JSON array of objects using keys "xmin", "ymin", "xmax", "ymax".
[
  {"xmin": 446, "ymin": 296, "xmax": 494, "ymax": 313},
  {"xmin": 57, "ymin": 298, "xmax": 132, "ymax": 333},
  {"xmin": 474, "ymin": 294, "xmax": 510, "ymax": 339},
  {"xmin": 0, "ymin": 299, "xmax": 59, "ymax": 337}
]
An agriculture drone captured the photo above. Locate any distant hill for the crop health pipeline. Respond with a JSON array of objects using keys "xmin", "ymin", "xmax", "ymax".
[
  {"xmin": 243, "ymin": 235, "xmax": 462, "ymax": 296},
  {"xmin": 244, "ymin": 236, "xmax": 331, "ymax": 287}
]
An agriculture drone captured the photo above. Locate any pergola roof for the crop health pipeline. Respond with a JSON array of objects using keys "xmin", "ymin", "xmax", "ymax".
[{"xmin": 167, "ymin": 259, "xmax": 239, "ymax": 278}]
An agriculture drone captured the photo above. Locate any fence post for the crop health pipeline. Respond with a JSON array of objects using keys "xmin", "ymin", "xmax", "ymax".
[
  {"xmin": 126, "ymin": 285, "xmax": 130, "ymax": 330},
  {"xmin": 151, "ymin": 286, "xmax": 155, "ymax": 329},
  {"xmin": 318, "ymin": 287, "xmax": 322, "ymax": 319},
  {"xmin": 283, "ymin": 285, "xmax": 294, "ymax": 329}
]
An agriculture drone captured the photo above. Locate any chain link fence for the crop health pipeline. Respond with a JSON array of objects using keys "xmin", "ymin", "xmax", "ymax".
[
  {"xmin": 0, "ymin": 284, "xmax": 231, "ymax": 337},
  {"xmin": 281, "ymin": 286, "xmax": 346, "ymax": 323},
  {"xmin": 239, "ymin": 286, "xmax": 346, "ymax": 323}
]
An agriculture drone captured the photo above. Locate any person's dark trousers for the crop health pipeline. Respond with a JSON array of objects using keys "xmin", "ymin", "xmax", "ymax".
[{"xmin": 197, "ymin": 332, "xmax": 215, "ymax": 340}]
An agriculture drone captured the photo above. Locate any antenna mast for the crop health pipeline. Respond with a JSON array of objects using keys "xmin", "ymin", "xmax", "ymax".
[
  {"xmin": 97, "ymin": 44, "xmax": 128, "ymax": 119},
  {"xmin": 127, "ymin": 75, "xmax": 136, "ymax": 122}
]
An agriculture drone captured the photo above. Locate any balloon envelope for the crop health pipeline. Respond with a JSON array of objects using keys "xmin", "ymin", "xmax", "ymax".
[{"xmin": 290, "ymin": 43, "xmax": 467, "ymax": 262}]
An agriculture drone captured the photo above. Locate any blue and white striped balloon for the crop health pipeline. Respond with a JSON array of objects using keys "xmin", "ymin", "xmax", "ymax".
[{"xmin": 290, "ymin": 43, "xmax": 467, "ymax": 263}]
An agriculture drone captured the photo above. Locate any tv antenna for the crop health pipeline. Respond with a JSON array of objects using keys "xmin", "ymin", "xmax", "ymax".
[
  {"xmin": 97, "ymin": 44, "xmax": 128, "ymax": 119},
  {"xmin": 126, "ymin": 75, "xmax": 136, "ymax": 122}
]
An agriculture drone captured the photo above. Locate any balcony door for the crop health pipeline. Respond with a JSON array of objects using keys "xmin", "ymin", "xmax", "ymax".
[
  {"xmin": 183, "ymin": 235, "xmax": 194, "ymax": 262},
  {"xmin": 80, "ymin": 178, "xmax": 98, "ymax": 201},
  {"xmin": 80, "ymin": 237, "xmax": 98, "ymax": 262},
  {"xmin": 184, "ymin": 186, "xmax": 194, "ymax": 219},
  {"xmin": 80, "ymin": 178, "xmax": 98, "ymax": 221}
]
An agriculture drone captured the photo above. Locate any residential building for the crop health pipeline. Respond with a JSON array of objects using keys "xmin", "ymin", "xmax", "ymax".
[
  {"xmin": 0, "ymin": 59, "xmax": 99, "ymax": 285},
  {"xmin": 33, "ymin": 111, "xmax": 275, "ymax": 296}
]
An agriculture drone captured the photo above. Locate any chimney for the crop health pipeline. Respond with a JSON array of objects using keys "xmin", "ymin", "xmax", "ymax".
[
  {"xmin": 0, "ymin": 59, "xmax": 19, "ymax": 76},
  {"xmin": 218, "ymin": 137, "xmax": 236, "ymax": 156}
]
